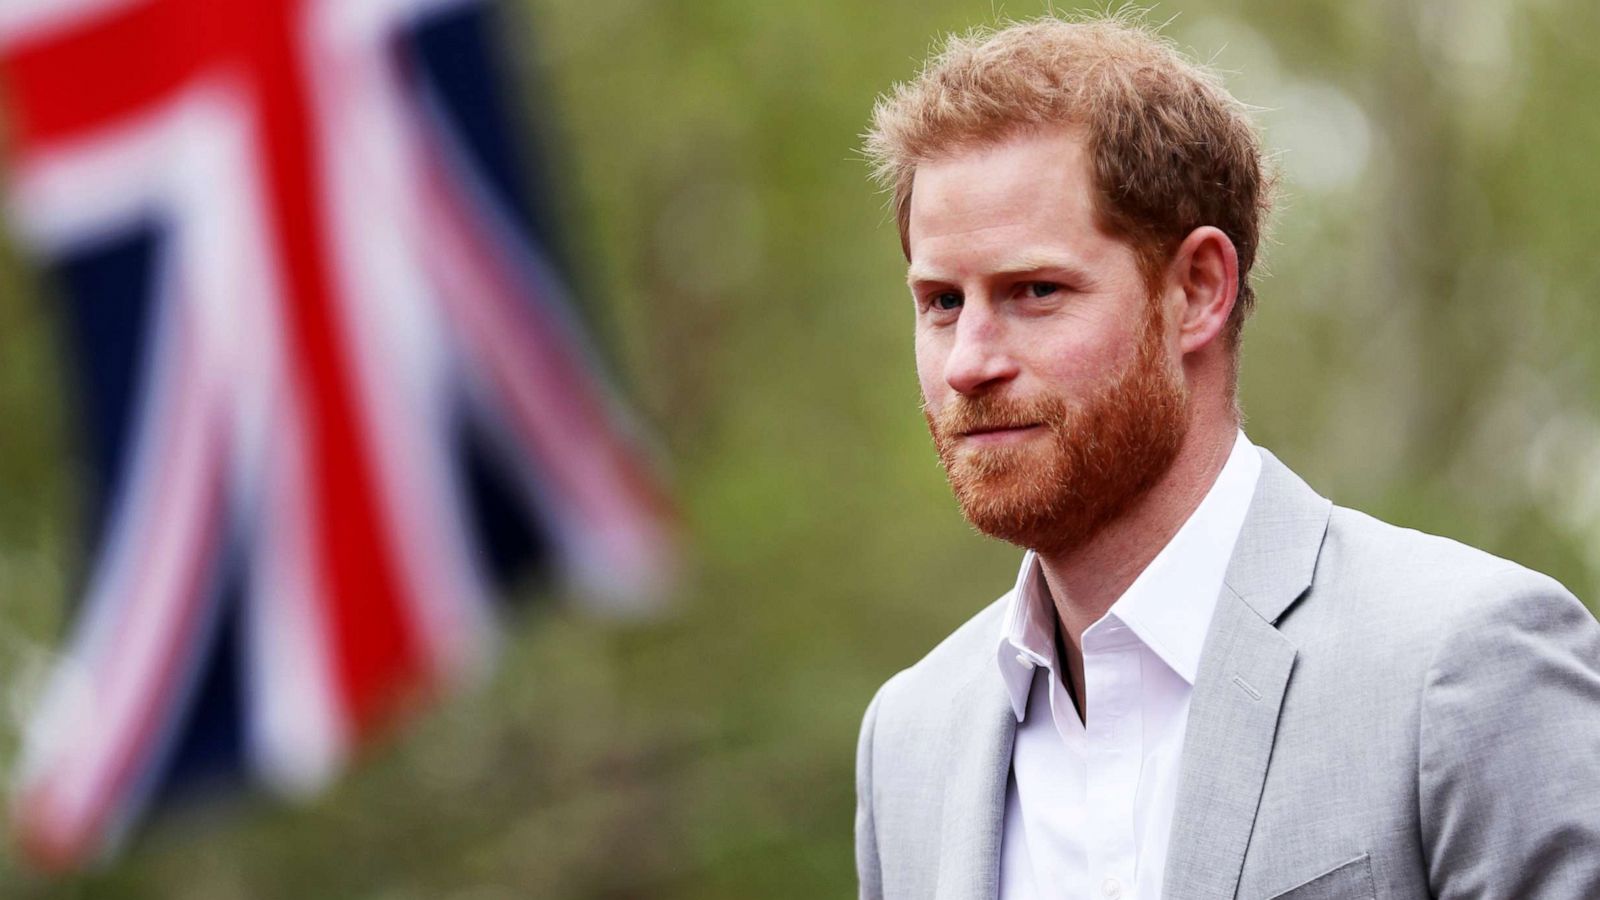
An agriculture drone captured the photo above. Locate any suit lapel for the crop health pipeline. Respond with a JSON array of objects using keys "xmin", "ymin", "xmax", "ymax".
[
  {"xmin": 1163, "ymin": 451, "xmax": 1332, "ymax": 900},
  {"xmin": 935, "ymin": 668, "xmax": 1016, "ymax": 900},
  {"xmin": 1161, "ymin": 588, "xmax": 1296, "ymax": 900}
]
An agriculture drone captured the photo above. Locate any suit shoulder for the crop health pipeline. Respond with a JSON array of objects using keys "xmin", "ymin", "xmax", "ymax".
[
  {"xmin": 1325, "ymin": 504, "xmax": 1567, "ymax": 589},
  {"xmin": 869, "ymin": 594, "xmax": 1009, "ymax": 719},
  {"xmin": 1312, "ymin": 503, "xmax": 1583, "ymax": 631}
]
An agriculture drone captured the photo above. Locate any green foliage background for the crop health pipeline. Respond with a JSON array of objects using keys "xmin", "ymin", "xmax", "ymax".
[{"xmin": 2, "ymin": 0, "xmax": 1599, "ymax": 896}]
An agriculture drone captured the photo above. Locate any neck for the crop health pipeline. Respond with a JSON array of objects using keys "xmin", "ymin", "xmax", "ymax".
[{"xmin": 1037, "ymin": 414, "xmax": 1237, "ymax": 648}]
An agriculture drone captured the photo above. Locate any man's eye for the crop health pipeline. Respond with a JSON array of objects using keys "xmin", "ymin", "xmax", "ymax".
[
  {"xmin": 1025, "ymin": 282, "xmax": 1060, "ymax": 298},
  {"xmin": 930, "ymin": 292, "xmax": 963, "ymax": 311}
]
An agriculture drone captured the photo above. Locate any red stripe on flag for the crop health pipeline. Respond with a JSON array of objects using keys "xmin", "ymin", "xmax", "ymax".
[
  {"xmin": 0, "ymin": 0, "xmax": 223, "ymax": 150},
  {"xmin": 243, "ymin": 1, "xmax": 429, "ymax": 737}
]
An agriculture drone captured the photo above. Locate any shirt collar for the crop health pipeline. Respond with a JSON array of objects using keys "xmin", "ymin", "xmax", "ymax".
[
  {"xmin": 995, "ymin": 430, "xmax": 1263, "ymax": 721},
  {"xmin": 996, "ymin": 549, "xmax": 1055, "ymax": 719}
]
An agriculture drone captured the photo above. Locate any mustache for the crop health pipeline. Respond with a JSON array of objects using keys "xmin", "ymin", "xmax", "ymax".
[{"xmin": 926, "ymin": 394, "xmax": 1066, "ymax": 436}]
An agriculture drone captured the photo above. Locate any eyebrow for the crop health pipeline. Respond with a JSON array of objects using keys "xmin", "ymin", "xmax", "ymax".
[{"xmin": 906, "ymin": 256, "xmax": 1094, "ymax": 287}]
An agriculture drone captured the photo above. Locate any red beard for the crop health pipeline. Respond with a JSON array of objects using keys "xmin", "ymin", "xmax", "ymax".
[{"xmin": 925, "ymin": 304, "xmax": 1188, "ymax": 555}]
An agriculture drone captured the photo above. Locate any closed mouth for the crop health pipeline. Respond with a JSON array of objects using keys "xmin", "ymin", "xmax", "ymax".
[{"xmin": 961, "ymin": 423, "xmax": 1042, "ymax": 437}]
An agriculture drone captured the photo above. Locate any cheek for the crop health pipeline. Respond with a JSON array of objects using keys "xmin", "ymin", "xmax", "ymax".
[
  {"xmin": 913, "ymin": 333, "xmax": 947, "ymax": 405},
  {"xmin": 1027, "ymin": 319, "xmax": 1138, "ymax": 385}
]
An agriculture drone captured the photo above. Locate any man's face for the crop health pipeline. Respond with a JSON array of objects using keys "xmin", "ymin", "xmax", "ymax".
[{"xmin": 907, "ymin": 127, "xmax": 1189, "ymax": 555}]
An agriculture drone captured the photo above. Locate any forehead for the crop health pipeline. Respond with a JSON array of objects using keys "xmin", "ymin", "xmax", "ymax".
[{"xmin": 906, "ymin": 128, "xmax": 1113, "ymax": 275}]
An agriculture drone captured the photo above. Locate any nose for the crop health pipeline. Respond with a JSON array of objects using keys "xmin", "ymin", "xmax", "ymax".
[{"xmin": 944, "ymin": 305, "xmax": 1019, "ymax": 395}]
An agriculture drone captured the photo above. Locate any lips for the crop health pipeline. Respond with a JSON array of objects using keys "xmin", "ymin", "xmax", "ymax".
[
  {"xmin": 960, "ymin": 419, "xmax": 1036, "ymax": 435},
  {"xmin": 961, "ymin": 423, "xmax": 1041, "ymax": 437}
]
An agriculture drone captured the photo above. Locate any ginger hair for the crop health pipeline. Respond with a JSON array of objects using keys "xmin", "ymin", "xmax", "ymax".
[{"xmin": 864, "ymin": 14, "xmax": 1272, "ymax": 345}]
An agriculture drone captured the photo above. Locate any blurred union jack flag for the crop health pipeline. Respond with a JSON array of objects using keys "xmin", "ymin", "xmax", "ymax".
[{"xmin": 0, "ymin": 0, "xmax": 673, "ymax": 871}]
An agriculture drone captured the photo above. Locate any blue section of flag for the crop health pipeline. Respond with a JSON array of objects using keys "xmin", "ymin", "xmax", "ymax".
[
  {"xmin": 458, "ymin": 401, "xmax": 555, "ymax": 594},
  {"xmin": 405, "ymin": 3, "xmax": 598, "ymax": 328},
  {"xmin": 152, "ymin": 552, "xmax": 247, "ymax": 805},
  {"xmin": 408, "ymin": 6, "xmax": 543, "ymax": 247},
  {"xmin": 52, "ymin": 224, "xmax": 166, "ymax": 570}
]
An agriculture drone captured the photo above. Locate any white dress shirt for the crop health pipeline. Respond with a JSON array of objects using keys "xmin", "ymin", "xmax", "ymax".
[{"xmin": 996, "ymin": 431, "xmax": 1262, "ymax": 900}]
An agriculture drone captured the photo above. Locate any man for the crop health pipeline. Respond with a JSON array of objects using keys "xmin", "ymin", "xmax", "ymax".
[{"xmin": 855, "ymin": 15, "xmax": 1600, "ymax": 900}]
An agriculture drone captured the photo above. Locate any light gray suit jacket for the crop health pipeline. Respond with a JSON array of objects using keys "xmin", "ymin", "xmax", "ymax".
[{"xmin": 856, "ymin": 449, "xmax": 1600, "ymax": 900}]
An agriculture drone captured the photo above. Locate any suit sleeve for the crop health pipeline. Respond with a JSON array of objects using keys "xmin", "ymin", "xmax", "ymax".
[
  {"xmin": 857, "ymin": 684, "xmax": 886, "ymax": 900},
  {"xmin": 1419, "ymin": 574, "xmax": 1600, "ymax": 899}
]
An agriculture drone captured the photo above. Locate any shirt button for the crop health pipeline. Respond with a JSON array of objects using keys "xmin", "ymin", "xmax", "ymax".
[
  {"xmin": 1015, "ymin": 652, "xmax": 1034, "ymax": 668},
  {"xmin": 1101, "ymin": 877, "xmax": 1124, "ymax": 899}
]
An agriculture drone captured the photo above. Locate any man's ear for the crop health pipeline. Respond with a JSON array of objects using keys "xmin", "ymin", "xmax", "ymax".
[{"xmin": 1167, "ymin": 226, "xmax": 1239, "ymax": 355}]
